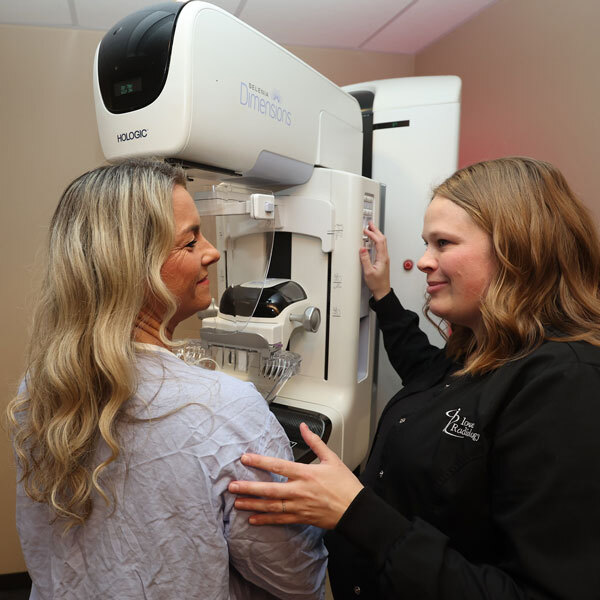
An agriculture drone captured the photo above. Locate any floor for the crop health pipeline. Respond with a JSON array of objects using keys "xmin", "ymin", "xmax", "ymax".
[{"xmin": 0, "ymin": 588, "xmax": 30, "ymax": 600}]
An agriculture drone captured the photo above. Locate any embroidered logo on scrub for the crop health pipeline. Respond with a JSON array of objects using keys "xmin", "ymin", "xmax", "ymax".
[{"xmin": 443, "ymin": 408, "xmax": 480, "ymax": 442}]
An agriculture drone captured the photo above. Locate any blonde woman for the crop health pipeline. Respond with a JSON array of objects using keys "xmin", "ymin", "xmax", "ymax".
[
  {"xmin": 8, "ymin": 159, "xmax": 326, "ymax": 600},
  {"xmin": 229, "ymin": 157, "xmax": 600, "ymax": 599}
]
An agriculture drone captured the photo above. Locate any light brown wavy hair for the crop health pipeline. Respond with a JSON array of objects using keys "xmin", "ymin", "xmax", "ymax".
[
  {"xmin": 428, "ymin": 156, "xmax": 600, "ymax": 375},
  {"xmin": 7, "ymin": 158, "xmax": 186, "ymax": 529}
]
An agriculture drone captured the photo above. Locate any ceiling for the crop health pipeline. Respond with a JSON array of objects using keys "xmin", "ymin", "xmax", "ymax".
[{"xmin": 0, "ymin": 0, "xmax": 498, "ymax": 54}]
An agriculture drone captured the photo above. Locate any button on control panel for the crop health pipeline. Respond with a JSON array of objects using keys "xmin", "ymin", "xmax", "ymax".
[{"xmin": 362, "ymin": 193, "xmax": 375, "ymax": 249}]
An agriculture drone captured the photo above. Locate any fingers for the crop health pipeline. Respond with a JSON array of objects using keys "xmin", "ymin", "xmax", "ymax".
[
  {"xmin": 234, "ymin": 496, "xmax": 289, "ymax": 514},
  {"xmin": 248, "ymin": 512, "xmax": 302, "ymax": 526},
  {"xmin": 238, "ymin": 452, "xmax": 300, "ymax": 478},
  {"xmin": 362, "ymin": 223, "xmax": 389, "ymax": 262},
  {"xmin": 367, "ymin": 221, "xmax": 382, "ymax": 235},
  {"xmin": 300, "ymin": 423, "xmax": 338, "ymax": 463},
  {"xmin": 229, "ymin": 479, "xmax": 286, "ymax": 498},
  {"xmin": 364, "ymin": 221, "xmax": 385, "ymax": 243},
  {"xmin": 232, "ymin": 492, "xmax": 304, "ymax": 525},
  {"xmin": 233, "ymin": 496, "xmax": 306, "ymax": 526},
  {"xmin": 229, "ymin": 479, "xmax": 313, "ymax": 525},
  {"xmin": 370, "ymin": 232, "xmax": 389, "ymax": 259},
  {"xmin": 359, "ymin": 247, "xmax": 373, "ymax": 270},
  {"xmin": 362, "ymin": 229, "xmax": 379, "ymax": 250}
]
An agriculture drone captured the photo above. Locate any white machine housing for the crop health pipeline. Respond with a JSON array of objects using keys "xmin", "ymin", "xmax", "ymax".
[
  {"xmin": 201, "ymin": 169, "xmax": 379, "ymax": 469},
  {"xmin": 93, "ymin": 0, "xmax": 362, "ymax": 185},
  {"xmin": 274, "ymin": 170, "xmax": 378, "ymax": 469}
]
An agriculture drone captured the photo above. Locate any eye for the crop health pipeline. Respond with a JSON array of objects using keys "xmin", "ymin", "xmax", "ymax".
[
  {"xmin": 437, "ymin": 239, "xmax": 450, "ymax": 248},
  {"xmin": 185, "ymin": 239, "xmax": 197, "ymax": 249}
]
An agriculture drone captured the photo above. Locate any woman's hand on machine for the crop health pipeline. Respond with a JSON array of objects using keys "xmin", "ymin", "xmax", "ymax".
[
  {"xmin": 229, "ymin": 422, "xmax": 364, "ymax": 530},
  {"xmin": 360, "ymin": 222, "xmax": 391, "ymax": 301}
]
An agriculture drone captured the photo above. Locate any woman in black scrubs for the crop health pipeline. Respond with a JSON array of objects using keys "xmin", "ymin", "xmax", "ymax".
[{"xmin": 229, "ymin": 157, "xmax": 600, "ymax": 599}]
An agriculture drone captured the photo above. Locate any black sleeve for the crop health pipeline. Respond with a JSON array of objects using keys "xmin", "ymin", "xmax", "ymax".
[
  {"xmin": 334, "ymin": 359, "xmax": 600, "ymax": 600},
  {"xmin": 371, "ymin": 290, "xmax": 452, "ymax": 385}
]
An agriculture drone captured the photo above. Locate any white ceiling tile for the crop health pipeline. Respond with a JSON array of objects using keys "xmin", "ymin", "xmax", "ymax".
[
  {"xmin": 76, "ymin": 0, "xmax": 173, "ymax": 31},
  {"xmin": 239, "ymin": 0, "xmax": 413, "ymax": 49},
  {"xmin": 0, "ymin": 0, "xmax": 498, "ymax": 54},
  {"xmin": 75, "ymin": 0, "xmax": 241, "ymax": 31},
  {"xmin": 363, "ymin": 0, "xmax": 498, "ymax": 53},
  {"xmin": 201, "ymin": 0, "xmax": 242, "ymax": 16},
  {"xmin": 0, "ymin": 0, "xmax": 73, "ymax": 27}
]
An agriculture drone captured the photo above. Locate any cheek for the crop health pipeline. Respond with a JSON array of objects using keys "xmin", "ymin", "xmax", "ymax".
[
  {"xmin": 161, "ymin": 256, "xmax": 192, "ymax": 295},
  {"xmin": 160, "ymin": 267, "xmax": 175, "ymax": 293},
  {"xmin": 445, "ymin": 252, "xmax": 494, "ymax": 297},
  {"xmin": 463, "ymin": 257, "xmax": 495, "ymax": 299}
]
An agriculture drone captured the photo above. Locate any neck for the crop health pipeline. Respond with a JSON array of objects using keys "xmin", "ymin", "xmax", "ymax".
[
  {"xmin": 134, "ymin": 308, "xmax": 173, "ymax": 349},
  {"xmin": 471, "ymin": 317, "xmax": 485, "ymax": 347}
]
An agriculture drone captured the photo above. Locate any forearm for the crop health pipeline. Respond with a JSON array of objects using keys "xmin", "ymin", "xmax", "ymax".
[
  {"xmin": 334, "ymin": 489, "xmax": 528, "ymax": 600},
  {"xmin": 372, "ymin": 290, "xmax": 449, "ymax": 383}
]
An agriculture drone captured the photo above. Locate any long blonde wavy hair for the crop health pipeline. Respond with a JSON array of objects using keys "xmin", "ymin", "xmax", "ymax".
[
  {"xmin": 429, "ymin": 156, "xmax": 600, "ymax": 375},
  {"xmin": 7, "ymin": 158, "xmax": 186, "ymax": 528}
]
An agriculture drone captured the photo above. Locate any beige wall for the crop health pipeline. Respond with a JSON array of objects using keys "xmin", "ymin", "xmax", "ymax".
[
  {"xmin": 0, "ymin": 24, "xmax": 412, "ymax": 574},
  {"xmin": 285, "ymin": 44, "xmax": 414, "ymax": 86},
  {"xmin": 0, "ymin": 25, "xmax": 105, "ymax": 574},
  {"xmin": 415, "ymin": 0, "xmax": 600, "ymax": 222}
]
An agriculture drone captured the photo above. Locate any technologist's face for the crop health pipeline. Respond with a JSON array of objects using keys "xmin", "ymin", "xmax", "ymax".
[
  {"xmin": 160, "ymin": 185, "xmax": 220, "ymax": 326},
  {"xmin": 417, "ymin": 195, "xmax": 495, "ymax": 334}
]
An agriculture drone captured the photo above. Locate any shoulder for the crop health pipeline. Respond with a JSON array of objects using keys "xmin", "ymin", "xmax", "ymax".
[
  {"xmin": 484, "ymin": 339, "xmax": 600, "ymax": 422},
  {"xmin": 483, "ymin": 340, "xmax": 600, "ymax": 490},
  {"xmin": 504, "ymin": 338, "xmax": 600, "ymax": 379},
  {"xmin": 470, "ymin": 339, "xmax": 600, "ymax": 416},
  {"xmin": 135, "ymin": 350, "xmax": 265, "ymax": 408},
  {"xmin": 132, "ymin": 351, "xmax": 290, "ymax": 456},
  {"xmin": 549, "ymin": 337, "xmax": 600, "ymax": 368}
]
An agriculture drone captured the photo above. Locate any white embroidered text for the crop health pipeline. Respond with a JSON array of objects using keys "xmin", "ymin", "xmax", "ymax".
[{"xmin": 443, "ymin": 408, "xmax": 480, "ymax": 442}]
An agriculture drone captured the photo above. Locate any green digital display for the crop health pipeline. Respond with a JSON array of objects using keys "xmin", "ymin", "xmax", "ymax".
[{"xmin": 113, "ymin": 77, "xmax": 142, "ymax": 98}]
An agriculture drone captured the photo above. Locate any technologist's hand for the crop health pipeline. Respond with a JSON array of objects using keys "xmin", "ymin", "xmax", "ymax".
[
  {"xmin": 360, "ymin": 221, "xmax": 391, "ymax": 301},
  {"xmin": 229, "ymin": 423, "xmax": 364, "ymax": 530}
]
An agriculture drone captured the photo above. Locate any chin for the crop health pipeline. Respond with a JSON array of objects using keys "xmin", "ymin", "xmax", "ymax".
[
  {"xmin": 197, "ymin": 296, "xmax": 213, "ymax": 312},
  {"xmin": 193, "ymin": 291, "xmax": 213, "ymax": 311},
  {"xmin": 427, "ymin": 303, "xmax": 449, "ymax": 321}
]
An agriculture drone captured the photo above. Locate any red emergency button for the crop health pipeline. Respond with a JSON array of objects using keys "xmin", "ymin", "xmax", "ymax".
[{"xmin": 403, "ymin": 259, "xmax": 413, "ymax": 271}]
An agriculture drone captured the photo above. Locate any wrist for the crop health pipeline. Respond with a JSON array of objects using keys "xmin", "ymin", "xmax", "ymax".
[
  {"xmin": 332, "ymin": 482, "xmax": 364, "ymax": 529},
  {"xmin": 372, "ymin": 287, "xmax": 391, "ymax": 302}
]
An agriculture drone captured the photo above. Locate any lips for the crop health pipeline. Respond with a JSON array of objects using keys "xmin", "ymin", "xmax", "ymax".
[
  {"xmin": 427, "ymin": 281, "xmax": 447, "ymax": 294},
  {"xmin": 197, "ymin": 276, "xmax": 209, "ymax": 286}
]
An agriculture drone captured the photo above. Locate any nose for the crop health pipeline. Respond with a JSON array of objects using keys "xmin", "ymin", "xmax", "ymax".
[
  {"xmin": 202, "ymin": 240, "xmax": 220, "ymax": 266},
  {"xmin": 417, "ymin": 246, "xmax": 436, "ymax": 273}
]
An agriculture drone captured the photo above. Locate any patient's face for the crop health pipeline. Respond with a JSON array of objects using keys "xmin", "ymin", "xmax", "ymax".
[{"xmin": 160, "ymin": 185, "xmax": 220, "ymax": 326}]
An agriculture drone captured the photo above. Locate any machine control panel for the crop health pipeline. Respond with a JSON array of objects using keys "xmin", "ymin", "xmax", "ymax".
[{"xmin": 362, "ymin": 193, "xmax": 375, "ymax": 247}]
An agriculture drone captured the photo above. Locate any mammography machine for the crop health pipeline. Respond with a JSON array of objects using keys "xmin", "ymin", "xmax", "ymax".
[{"xmin": 93, "ymin": 1, "xmax": 460, "ymax": 468}]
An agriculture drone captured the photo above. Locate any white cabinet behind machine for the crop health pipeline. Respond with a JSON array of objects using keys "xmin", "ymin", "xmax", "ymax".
[{"xmin": 344, "ymin": 76, "xmax": 461, "ymax": 422}]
